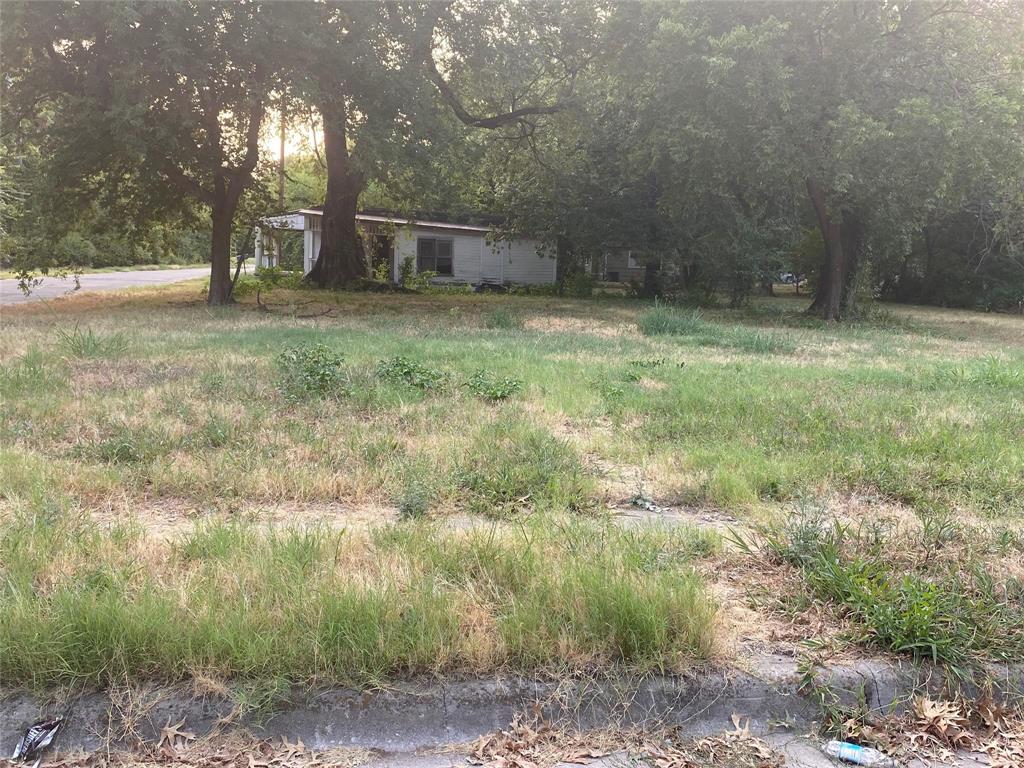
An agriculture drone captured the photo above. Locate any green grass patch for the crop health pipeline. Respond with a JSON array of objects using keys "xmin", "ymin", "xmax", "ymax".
[
  {"xmin": 638, "ymin": 304, "xmax": 795, "ymax": 353},
  {"xmin": 0, "ymin": 514, "xmax": 717, "ymax": 688},
  {"xmin": 482, "ymin": 308, "xmax": 524, "ymax": 331}
]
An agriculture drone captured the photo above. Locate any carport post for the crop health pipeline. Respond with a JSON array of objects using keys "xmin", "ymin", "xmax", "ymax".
[{"xmin": 254, "ymin": 226, "xmax": 264, "ymax": 269}]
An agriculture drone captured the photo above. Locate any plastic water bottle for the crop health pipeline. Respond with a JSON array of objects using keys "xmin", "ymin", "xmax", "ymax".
[{"xmin": 822, "ymin": 740, "xmax": 900, "ymax": 767}]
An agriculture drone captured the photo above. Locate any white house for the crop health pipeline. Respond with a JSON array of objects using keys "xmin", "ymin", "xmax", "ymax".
[{"xmin": 255, "ymin": 208, "xmax": 556, "ymax": 287}]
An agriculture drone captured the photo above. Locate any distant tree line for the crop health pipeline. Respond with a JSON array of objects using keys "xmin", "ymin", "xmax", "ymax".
[{"xmin": 2, "ymin": 1, "xmax": 1021, "ymax": 315}]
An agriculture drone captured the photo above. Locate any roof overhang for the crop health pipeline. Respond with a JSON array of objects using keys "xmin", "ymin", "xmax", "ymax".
[{"xmin": 266, "ymin": 209, "xmax": 494, "ymax": 234}]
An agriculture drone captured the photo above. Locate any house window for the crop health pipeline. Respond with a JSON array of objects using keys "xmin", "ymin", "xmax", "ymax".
[
  {"xmin": 627, "ymin": 250, "xmax": 640, "ymax": 269},
  {"xmin": 416, "ymin": 237, "xmax": 453, "ymax": 276}
]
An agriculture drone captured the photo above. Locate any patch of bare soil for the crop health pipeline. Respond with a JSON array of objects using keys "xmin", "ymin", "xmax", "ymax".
[
  {"xmin": 69, "ymin": 360, "xmax": 193, "ymax": 395},
  {"xmin": 88, "ymin": 498, "xmax": 399, "ymax": 539},
  {"xmin": 702, "ymin": 555, "xmax": 848, "ymax": 661},
  {"xmin": 522, "ymin": 315, "xmax": 630, "ymax": 338},
  {"xmin": 610, "ymin": 500, "xmax": 740, "ymax": 533}
]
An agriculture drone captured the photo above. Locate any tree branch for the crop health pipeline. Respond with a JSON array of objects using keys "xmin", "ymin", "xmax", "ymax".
[
  {"xmin": 423, "ymin": 53, "xmax": 567, "ymax": 128},
  {"xmin": 158, "ymin": 159, "xmax": 213, "ymax": 205}
]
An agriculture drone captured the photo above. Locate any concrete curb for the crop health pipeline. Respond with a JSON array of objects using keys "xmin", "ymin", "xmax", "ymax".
[{"xmin": 3, "ymin": 655, "xmax": 1021, "ymax": 755}]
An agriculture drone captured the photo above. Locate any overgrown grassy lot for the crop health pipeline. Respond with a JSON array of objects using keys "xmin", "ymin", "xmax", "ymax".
[{"xmin": 1, "ymin": 284, "xmax": 1022, "ymax": 688}]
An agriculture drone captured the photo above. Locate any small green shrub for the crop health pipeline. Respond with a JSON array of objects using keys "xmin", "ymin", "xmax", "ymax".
[
  {"xmin": 397, "ymin": 467, "xmax": 434, "ymax": 521},
  {"xmin": 594, "ymin": 378, "xmax": 626, "ymax": 400},
  {"xmin": 466, "ymin": 370, "xmax": 523, "ymax": 401},
  {"xmin": 276, "ymin": 343, "xmax": 349, "ymax": 401},
  {"xmin": 232, "ymin": 267, "xmax": 304, "ymax": 299},
  {"xmin": 55, "ymin": 326, "xmax": 129, "ymax": 359},
  {"xmin": 509, "ymin": 283, "xmax": 559, "ymax": 297},
  {"xmin": 399, "ymin": 257, "xmax": 436, "ymax": 291},
  {"xmin": 376, "ymin": 356, "xmax": 445, "ymax": 390},
  {"xmin": 53, "ymin": 232, "xmax": 98, "ymax": 267},
  {"xmin": 566, "ymin": 272, "xmax": 595, "ymax": 298}
]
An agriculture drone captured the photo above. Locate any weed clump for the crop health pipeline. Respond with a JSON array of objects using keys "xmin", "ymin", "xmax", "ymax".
[
  {"xmin": 276, "ymin": 343, "xmax": 349, "ymax": 400},
  {"xmin": 482, "ymin": 309, "xmax": 524, "ymax": 331},
  {"xmin": 466, "ymin": 370, "xmax": 523, "ymax": 401},
  {"xmin": 376, "ymin": 356, "xmax": 445, "ymax": 390},
  {"xmin": 396, "ymin": 459, "xmax": 436, "ymax": 520},
  {"xmin": 638, "ymin": 304, "xmax": 794, "ymax": 353},
  {"xmin": 455, "ymin": 418, "xmax": 591, "ymax": 516},
  {"xmin": 88, "ymin": 422, "xmax": 170, "ymax": 464},
  {"xmin": 752, "ymin": 504, "xmax": 1024, "ymax": 669},
  {"xmin": 639, "ymin": 305, "xmax": 708, "ymax": 336},
  {"xmin": 0, "ymin": 349, "xmax": 67, "ymax": 398},
  {"xmin": 56, "ymin": 326, "xmax": 129, "ymax": 359}
]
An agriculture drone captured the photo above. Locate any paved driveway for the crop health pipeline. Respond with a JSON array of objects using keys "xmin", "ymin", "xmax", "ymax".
[{"xmin": 0, "ymin": 267, "xmax": 210, "ymax": 306}]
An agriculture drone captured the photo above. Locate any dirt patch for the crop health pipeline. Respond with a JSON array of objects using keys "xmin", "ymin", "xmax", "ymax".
[
  {"xmin": 610, "ymin": 501, "xmax": 740, "ymax": 533},
  {"xmin": 704, "ymin": 555, "xmax": 848, "ymax": 660},
  {"xmin": 88, "ymin": 497, "xmax": 400, "ymax": 539},
  {"xmin": 70, "ymin": 360, "xmax": 194, "ymax": 395},
  {"xmin": 523, "ymin": 315, "xmax": 630, "ymax": 338}
]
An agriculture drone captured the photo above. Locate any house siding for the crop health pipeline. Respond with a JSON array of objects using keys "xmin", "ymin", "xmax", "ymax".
[
  {"xmin": 392, "ymin": 227, "xmax": 553, "ymax": 286},
  {"xmin": 502, "ymin": 239, "xmax": 557, "ymax": 284}
]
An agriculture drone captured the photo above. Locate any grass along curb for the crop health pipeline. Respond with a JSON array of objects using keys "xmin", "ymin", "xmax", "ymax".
[
  {"xmin": 3, "ymin": 653, "xmax": 1022, "ymax": 756},
  {"xmin": 0, "ymin": 514, "xmax": 717, "ymax": 688}
]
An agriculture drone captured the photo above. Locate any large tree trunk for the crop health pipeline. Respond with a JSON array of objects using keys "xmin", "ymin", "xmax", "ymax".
[
  {"xmin": 204, "ymin": 96, "xmax": 264, "ymax": 307},
  {"xmin": 641, "ymin": 260, "xmax": 661, "ymax": 299},
  {"xmin": 208, "ymin": 179, "xmax": 236, "ymax": 306},
  {"xmin": 555, "ymin": 236, "xmax": 572, "ymax": 294},
  {"xmin": 308, "ymin": 97, "xmax": 366, "ymax": 287},
  {"xmin": 920, "ymin": 224, "xmax": 937, "ymax": 304},
  {"xmin": 806, "ymin": 177, "xmax": 862, "ymax": 320}
]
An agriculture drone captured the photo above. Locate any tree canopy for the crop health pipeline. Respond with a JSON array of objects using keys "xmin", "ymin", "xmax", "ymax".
[{"xmin": 3, "ymin": 0, "xmax": 1021, "ymax": 313}]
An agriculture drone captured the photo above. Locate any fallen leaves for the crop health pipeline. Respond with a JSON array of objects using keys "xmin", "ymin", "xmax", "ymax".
[
  {"xmin": 159, "ymin": 718, "xmax": 197, "ymax": 755},
  {"xmin": 468, "ymin": 713, "xmax": 608, "ymax": 768},
  {"xmin": 39, "ymin": 733, "xmax": 370, "ymax": 768},
  {"xmin": 840, "ymin": 694, "xmax": 1024, "ymax": 768},
  {"xmin": 468, "ymin": 712, "xmax": 782, "ymax": 768}
]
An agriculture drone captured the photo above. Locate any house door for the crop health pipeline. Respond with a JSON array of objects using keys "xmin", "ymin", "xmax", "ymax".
[{"xmin": 480, "ymin": 241, "xmax": 504, "ymax": 285}]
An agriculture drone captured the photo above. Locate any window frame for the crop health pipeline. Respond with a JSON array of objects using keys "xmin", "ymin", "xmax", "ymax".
[{"xmin": 416, "ymin": 236, "xmax": 454, "ymax": 276}]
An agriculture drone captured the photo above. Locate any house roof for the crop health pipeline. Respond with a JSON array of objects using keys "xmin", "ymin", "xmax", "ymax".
[{"xmin": 290, "ymin": 207, "xmax": 502, "ymax": 234}]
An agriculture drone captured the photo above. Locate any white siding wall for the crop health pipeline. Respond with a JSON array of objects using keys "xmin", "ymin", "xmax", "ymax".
[
  {"xmin": 392, "ymin": 228, "xmax": 554, "ymax": 286},
  {"xmin": 393, "ymin": 228, "xmax": 484, "ymax": 283},
  {"xmin": 502, "ymin": 239, "xmax": 556, "ymax": 284},
  {"xmin": 481, "ymin": 240, "xmax": 503, "ymax": 283}
]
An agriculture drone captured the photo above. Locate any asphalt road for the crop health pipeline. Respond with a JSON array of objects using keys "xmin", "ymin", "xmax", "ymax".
[{"xmin": 0, "ymin": 267, "xmax": 210, "ymax": 306}]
